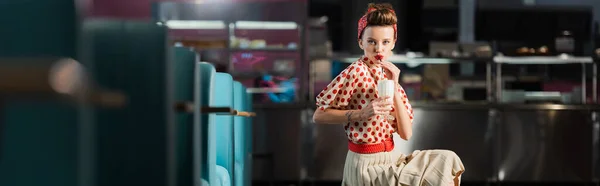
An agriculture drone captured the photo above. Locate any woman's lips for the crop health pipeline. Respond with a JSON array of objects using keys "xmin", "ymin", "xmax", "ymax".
[{"xmin": 374, "ymin": 54, "xmax": 384, "ymax": 61}]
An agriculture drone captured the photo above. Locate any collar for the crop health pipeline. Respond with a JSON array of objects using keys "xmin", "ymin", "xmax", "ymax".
[
  {"xmin": 358, "ymin": 56, "xmax": 387, "ymax": 81},
  {"xmin": 359, "ymin": 56, "xmax": 382, "ymax": 70}
]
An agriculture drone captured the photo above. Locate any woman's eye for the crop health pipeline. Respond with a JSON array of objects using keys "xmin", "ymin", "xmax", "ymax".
[
  {"xmin": 383, "ymin": 41, "xmax": 390, "ymax": 44},
  {"xmin": 368, "ymin": 40, "xmax": 375, "ymax": 44}
]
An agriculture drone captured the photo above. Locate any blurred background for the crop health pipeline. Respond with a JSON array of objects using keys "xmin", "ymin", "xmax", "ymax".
[{"xmin": 1, "ymin": 0, "xmax": 600, "ymax": 185}]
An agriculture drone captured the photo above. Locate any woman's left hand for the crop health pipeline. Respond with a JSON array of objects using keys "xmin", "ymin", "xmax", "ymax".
[{"xmin": 381, "ymin": 61, "xmax": 401, "ymax": 82}]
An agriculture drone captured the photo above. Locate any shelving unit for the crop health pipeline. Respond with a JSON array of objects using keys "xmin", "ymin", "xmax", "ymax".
[
  {"xmin": 155, "ymin": 1, "xmax": 308, "ymax": 104},
  {"xmin": 493, "ymin": 55, "xmax": 597, "ymax": 104}
]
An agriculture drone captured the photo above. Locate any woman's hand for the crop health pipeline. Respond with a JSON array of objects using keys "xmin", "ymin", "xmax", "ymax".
[
  {"xmin": 381, "ymin": 61, "xmax": 401, "ymax": 83},
  {"xmin": 358, "ymin": 96, "xmax": 393, "ymax": 119}
]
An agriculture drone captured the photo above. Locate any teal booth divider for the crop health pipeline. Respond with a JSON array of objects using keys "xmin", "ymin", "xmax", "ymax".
[
  {"xmin": 195, "ymin": 62, "xmax": 217, "ymax": 185},
  {"xmin": 0, "ymin": 100, "xmax": 79, "ymax": 186},
  {"xmin": 233, "ymin": 81, "xmax": 253, "ymax": 186},
  {"xmin": 0, "ymin": 1, "xmax": 79, "ymax": 186},
  {"xmin": 233, "ymin": 82, "xmax": 245, "ymax": 186},
  {"xmin": 0, "ymin": 0, "xmax": 76, "ymax": 57},
  {"xmin": 172, "ymin": 46, "xmax": 197, "ymax": 186},
  {"xmin": 81, "ymin": 19, "xmax": 169, "ymax": 186},
  {"xmin": 213, "ymin": 72, "xmax": 234, "ymax": 186}
]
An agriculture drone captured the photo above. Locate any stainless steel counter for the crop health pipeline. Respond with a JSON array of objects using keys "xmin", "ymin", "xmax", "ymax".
[
  {"xmin": 411, "ymin": 102, "xmax": 600, "ymax": 110},
  {"xmin": 252, "ymin": 103, "xmax": 600, "ymax": 183},
  {"xmin": 497, "ymin": 109, "xmax": 594, "ymax": 182},
  {"xmin": 313, "ymin": 104, "xmax": 495, "ymax": 181}
]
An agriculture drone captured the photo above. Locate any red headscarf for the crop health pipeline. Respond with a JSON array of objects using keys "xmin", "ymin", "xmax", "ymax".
[{"xmin": 357, "ymin": 7, "xmax": 397, "ymax": 39}]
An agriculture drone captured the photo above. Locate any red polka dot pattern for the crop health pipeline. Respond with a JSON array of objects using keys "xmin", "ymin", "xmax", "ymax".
[{"xmin": 315, "ymin": 57, "xmax": 414, "ymax": 144}]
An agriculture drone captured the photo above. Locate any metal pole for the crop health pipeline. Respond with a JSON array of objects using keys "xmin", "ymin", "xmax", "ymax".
[
  {"xmin": 583, "ymin": 63, "xmax": 587, "ymax": 104},
  {"xmin": 299, "ymin": 24, "xmax": 307, "ymax": 103},
  {"xmin": 487, "ymin": 62, "xmax": 492, "ymax": 102},
  {"xmin": 458, "ymin": 0, "xmax": 475, "ymax": 43},
  {"xmin": 593, "ymin": 62, "xmax": 597, "ymax": 103},
  {"xmin": 228, "ymin": 22, "xmax": 235, "ymax": 73},
  {"xmin": 496, "ymin": 63, "xmax": 502, "ymax": 102},
  {"xmin": 592, "ymin": 111, "xmax": 599, "ymax": 183}
]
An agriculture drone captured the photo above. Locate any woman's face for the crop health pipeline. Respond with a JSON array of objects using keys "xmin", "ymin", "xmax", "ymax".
[{"xmin": 358, "ymin": 26, "xmax": 395, "ymax": 63}]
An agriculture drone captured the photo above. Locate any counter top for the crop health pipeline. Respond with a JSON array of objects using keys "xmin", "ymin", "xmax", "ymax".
[
  {"xmin": 412, "ymin": 102, "xmax": 600, "ymax": 111},
  {"xmin": 289, "ymin": 101, "xmax": 600, "ymax": 111},
  {"xmin": 253, "ymin": 102, "xmax": 310, "ymax": 109}
]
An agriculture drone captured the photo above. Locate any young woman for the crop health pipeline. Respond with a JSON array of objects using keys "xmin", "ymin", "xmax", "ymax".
[{"xmin": 312, "ymin": 3, "xmax": 465, "ymax": 186}]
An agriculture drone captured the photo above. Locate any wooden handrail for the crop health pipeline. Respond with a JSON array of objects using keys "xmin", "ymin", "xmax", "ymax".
[
  {"xmin": 0, "ymin": 57, "xmax": 127, "ymax": 107},
  {"xmin": 173, "ymin": 102, "xmax": 194, "ymax": 112},
  {"xmin": 232, "ymin": 110, "xmax": 256, "ymax": 117},
  {"xmin": 173, "ymin": 101, "xmax": 256, "ymax": 117}
]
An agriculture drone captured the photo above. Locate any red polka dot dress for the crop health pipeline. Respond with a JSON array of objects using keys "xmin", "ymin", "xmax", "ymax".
[
  {"xmin": 315, "ymin": 56, "xmax": 414, "ymax": 145},
  {"xmin": 316, "ymin": 57, "xmax": 464, "ymax": 186}
]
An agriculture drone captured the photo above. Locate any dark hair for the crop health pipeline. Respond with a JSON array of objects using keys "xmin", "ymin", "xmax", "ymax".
[{"xmin": 359, "ymin": 3, "xmax": 397, "ymax": 39}]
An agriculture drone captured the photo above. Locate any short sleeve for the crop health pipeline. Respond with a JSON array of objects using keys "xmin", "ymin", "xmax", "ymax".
[
  {"xmin": 397, "ymin": 84, "xmax": 414, "ymax": 124},
  {"xmin": 315, "ymin": 67, "xmax": 357, "ymax": 111}
]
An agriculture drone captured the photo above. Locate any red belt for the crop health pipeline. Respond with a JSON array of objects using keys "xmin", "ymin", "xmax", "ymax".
[{"xmin": 348, "ymin": 138, "xmax": 394, "ymax": 154}]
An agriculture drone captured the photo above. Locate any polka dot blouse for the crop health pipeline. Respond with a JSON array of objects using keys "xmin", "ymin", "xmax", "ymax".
[{"xmin": 316, "ymin": 56, "xmax": 414, "ymax": 144}]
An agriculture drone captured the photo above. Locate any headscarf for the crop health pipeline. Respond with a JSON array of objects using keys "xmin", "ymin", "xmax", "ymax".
[{"xmin": 357, "ymin": 7, "xmax": 397, "ymax": 39}]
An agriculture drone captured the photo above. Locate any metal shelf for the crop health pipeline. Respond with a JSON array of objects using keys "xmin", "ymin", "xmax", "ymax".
[
  {"xmin": 230, "ymin": 48, "xmax": 299, "ymax": 53},
  {"xmin": 229, "ymin": 71, "xmax": 295, "ymax": 79},
  {"xmin": 155, "ymin": 1, "xmax": 308, "ymax": 104},
  {"xmin": 493, "ymin": 55, "xmax": 594, "ymax": 64},
  {"xmin": 155, "ymin": 1, "xmax": 306, "ymax": 23},
  {"xmin": 332, "ymin": 54, "xmax": 492, "ymax": 64},
  {"xmin": 493, "ymin": 54, "xmax": 597, "ymax": 104}
]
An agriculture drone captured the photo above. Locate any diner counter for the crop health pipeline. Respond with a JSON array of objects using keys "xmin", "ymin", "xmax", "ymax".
[
  {"xmin": 251, "ymin": 102, "xmax": 600, "ymax": 183},
  {"xmin": 411, "ymin": 102, "xmax": 600, "ymax": 110}
]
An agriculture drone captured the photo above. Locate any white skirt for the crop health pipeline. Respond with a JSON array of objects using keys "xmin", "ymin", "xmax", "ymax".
[{"xmin": 342, "ymin": 149, "xmax": 465, "ymax": 186}]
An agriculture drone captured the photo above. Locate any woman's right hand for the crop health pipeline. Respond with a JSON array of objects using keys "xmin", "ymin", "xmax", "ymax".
[{"xmin": 358, "ymin": 96, "xmax": 393, "ymax": 119}]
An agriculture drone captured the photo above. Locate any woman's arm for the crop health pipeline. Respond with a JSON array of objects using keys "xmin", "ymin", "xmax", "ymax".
[
  {"xmin": 314, "ymin": 64, "xmax": 391, "ymax": 125},
  {"xmin": 314, "ymin": 98, "xmax": 391, "ymax": 125},
  {"xmin": 313, "ymin": 66, "xmax": 359, "ymax": 124},
  {"xmin": 391, "ymin": 84, "xmax": 412, "ymax": 140},
  {"xmin": 313, "ymin": 108, "xmax": 362, "ymax": 124}
]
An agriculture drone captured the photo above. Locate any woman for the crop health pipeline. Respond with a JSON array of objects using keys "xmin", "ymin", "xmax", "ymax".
[{"xmin": 313, "ymin": 3, "xmax": 465, "ymax": 186}]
